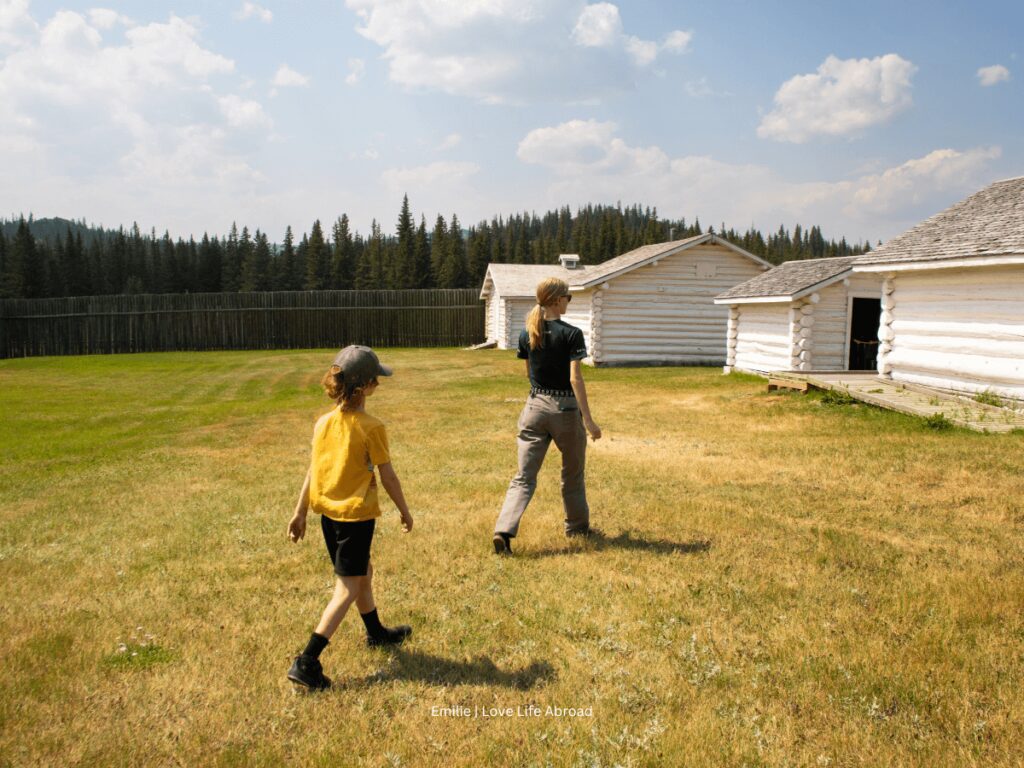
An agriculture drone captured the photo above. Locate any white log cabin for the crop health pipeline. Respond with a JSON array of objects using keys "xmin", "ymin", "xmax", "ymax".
[
  {"xmin": 853, "ymin": 176, "xmax": 1024, "ymax": 401},
  {"xmin": 479, "ymin": 233, "xmax": 771, "ymax": 365},
  {"xmin": 714, "ymin": 256, "xmax": 883, "ymax": 374}
]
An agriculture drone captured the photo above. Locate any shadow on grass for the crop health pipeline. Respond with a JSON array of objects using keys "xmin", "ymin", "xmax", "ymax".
[
  {"xmin": 520, "ymin": 530, "xmax": 712, "ymax": 560},
  {"xmin": 357, "ymin": 650, "xmax": 555, "ymax": 690}
]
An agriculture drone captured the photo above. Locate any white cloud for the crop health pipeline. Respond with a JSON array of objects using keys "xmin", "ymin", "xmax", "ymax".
[
  {"xmin": 346, "ymin": 0, "xmax": 692, "ymax": 103},
  {"xmin": 662, "ymin": 29, "xmax": 692, "ymax": 54},
  {"xmin": 571, "ymin": 3, "xmax": 621, "ymax": 47},
  {"xmin": 977, "ymin": 64, "xmax": 1010, "ymax": 86},
  {"xmin": 684, "ymin": 77, "xmax": 713, "ymax": 97},
  {"xmin": 219, "ymin": 94, "xmax": 272, "ymax": 129},
  {"xmin": 518, "ymin": 120, "xmax": 1000, "ymax": 241},
  {"xmin": 345, "ymin": 57, "xmax": 365, "ymax": 85},
  {"xmin": 437, "ymin": 132, "xmax": 462, "ymax": 151},
  {"xmin": 0, "ymin": 7, "xmax": 273, "ymax": 235},
  {"xmin": 272, "ymin": 64, "xmax": 309, "ymax": 88},
  {"xmin": 758, "ymin": 54, "xmax": 916, "ymax": 143},
  {"xmin": 0, "ymin": 0, "xmax": 38, "ymax": 49},
  {"xmin": 235, "ymin": 2, "xmax": 273, "ymax": 23},
  {"xmin": 87, "ymin": 9, "xmax": 132, "ymax": 30}
]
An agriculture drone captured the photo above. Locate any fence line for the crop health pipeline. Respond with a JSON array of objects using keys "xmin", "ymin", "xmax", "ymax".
[{"xmin": 0, "ymin": 290, "xmax": 485, "ymax": 358}]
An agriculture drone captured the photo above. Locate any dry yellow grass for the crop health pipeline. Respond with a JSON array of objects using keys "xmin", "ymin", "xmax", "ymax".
[{"xmin": 1, "ymin": 348, "xmax": 1023, "ymax": 767}]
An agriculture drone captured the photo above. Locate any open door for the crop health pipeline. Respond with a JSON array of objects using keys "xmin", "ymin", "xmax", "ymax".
[{"xmin": 848, "ymin": 297, "xmax": 881, "ymax": 370}]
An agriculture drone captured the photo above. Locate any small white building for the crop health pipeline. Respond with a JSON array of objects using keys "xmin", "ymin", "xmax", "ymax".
[
  {"xmin": 480, "ymin": 234, "xmax": 770, "ymax": 365},
  {"xmin": 853, "ymin": 176, "xmax": 1024, "ymax": 401},
  {"xmin": 714, "ymin": 256, "xmax": 884, "ymax": 374}
]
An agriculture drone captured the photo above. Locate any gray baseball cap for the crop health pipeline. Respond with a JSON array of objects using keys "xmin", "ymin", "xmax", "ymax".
[{"xmin": 332, "ymin": 345, "xmax": 393, "ymax": 387}]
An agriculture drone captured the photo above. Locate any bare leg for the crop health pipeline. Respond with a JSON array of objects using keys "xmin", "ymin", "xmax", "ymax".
[
  {"xmin": 314, "ymin": 575, "xmax": 364, "ymax": 639},
  {"xmin": 355, "ymin": 562, "xmax": 376, "ymax": 614}
]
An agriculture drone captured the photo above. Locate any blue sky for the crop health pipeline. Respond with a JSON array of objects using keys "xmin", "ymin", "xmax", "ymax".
[{"xmin": 1, "ymin": 0, "xmax": 1020, "ymax": 245}]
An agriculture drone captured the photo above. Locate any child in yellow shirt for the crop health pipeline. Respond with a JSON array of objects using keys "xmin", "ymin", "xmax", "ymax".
[{"xmin": 286, "ymin": 345, "xmax": 414, "ymax": 691}]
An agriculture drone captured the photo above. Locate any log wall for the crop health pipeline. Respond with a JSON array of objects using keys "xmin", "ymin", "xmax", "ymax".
[{"xmin": 885, "ymin": 265, "xmax": 1024, "ymax": 399}]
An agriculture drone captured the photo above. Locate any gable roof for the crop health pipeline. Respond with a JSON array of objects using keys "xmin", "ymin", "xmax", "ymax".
[
  {"xmin": 714, "ymin": 256, "xmax": 858, "ymax": 304},
  {"xmin": 481, "ymin": 232, "xmax": 770, "ymax": 298},
  {"xmin": 480, "ymin": 263, "xmax": 594, "ymax": 299},
  {"xmin": 569, "ymin": 232, "xmax": 771, "ymax": 289},
  {"xmin": 855, "ymin": 176, "xmax": 1024, "ymax": 269}
]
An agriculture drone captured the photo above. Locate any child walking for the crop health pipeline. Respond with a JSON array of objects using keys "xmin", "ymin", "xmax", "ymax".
[{"xmin": 286, "ymin": 345, "xmax": 414, "ymax": 691}]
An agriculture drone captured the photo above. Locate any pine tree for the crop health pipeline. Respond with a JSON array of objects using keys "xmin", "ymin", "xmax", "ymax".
[
  {"xmin": 413, "ymin": 215, "xmax": 431, "ymax": 288},
  {"xmin": 222, "ymin": 223, "xmax": 240, "ymax": 292},
  {"xmin": 304, "ymin": 220, "xmax": 329, "ymax": 290},
  {"xmin": 331, "ymin": 215, "xmax": 353, "ymax": 289},
  {"xmin": 277, "ymin": 226, "xmax": 296, "ymax": 290},
  {"xmin": 440, "ymin": 213, "xmax": 467, "ymax": 288},
  {"xmin": 395, "ymin": 195, "xmax": 415, "ymax": 289},
  {"xmin": 429, "ymin": 214, "xmax": 448, "ymax": 286},
  {"xmin": 241, "ymin": 230, "xmax": 271, "ymax": 291}
]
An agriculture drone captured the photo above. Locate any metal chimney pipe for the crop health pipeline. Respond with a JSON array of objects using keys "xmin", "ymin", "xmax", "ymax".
[{"xmin": 668, "ymin": 227, "xmax": 676, "ymax": 241}]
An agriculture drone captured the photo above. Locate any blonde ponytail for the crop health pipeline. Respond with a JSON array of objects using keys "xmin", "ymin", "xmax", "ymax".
[{"xmin": 527, "ymin": 277, "xmax": 570, "ymax": 349}]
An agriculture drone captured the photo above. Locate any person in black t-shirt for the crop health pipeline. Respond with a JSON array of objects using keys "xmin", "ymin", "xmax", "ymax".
[{"xmin": 493, "ymin": 277, "xmax": 602, "ymax": 555}]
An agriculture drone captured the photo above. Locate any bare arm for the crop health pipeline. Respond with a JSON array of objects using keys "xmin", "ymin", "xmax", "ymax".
[
  {"xmin": 570, "ymin": 359, "xmax": 601, "ymax": 441},
  {"xmin": 287, "ymin": 469, "xmax": 311, "ymax": 542},
  {"xmin": 378, "ymin": 462, "xmax": 413, "ymax": 532}
]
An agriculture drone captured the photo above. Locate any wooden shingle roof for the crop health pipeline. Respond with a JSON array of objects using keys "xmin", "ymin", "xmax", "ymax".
[
  {"xmin": 714, "ymin": 256, "xmax": 858, "ymax": 303},
  {"xmin": 856, "ymin": 176, "xmax": 1024, "ymax": 267},
  {"xmin": 570, "ymin": 232, "xmax": 770, "ymax": 288},
  {"xmin": 480, "ymin": 264, "xmax": 593, "ymax": 299}
]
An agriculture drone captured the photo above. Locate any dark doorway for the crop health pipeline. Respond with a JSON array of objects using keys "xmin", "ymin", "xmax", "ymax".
[{"xmin": 848, "ymin": 297, "xmax": 881, "ymax": 370}]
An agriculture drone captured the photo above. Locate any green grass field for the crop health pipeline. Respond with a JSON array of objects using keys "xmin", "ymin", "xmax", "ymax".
[{"xmin": 1, "ymin": 349, "xmax": 1022, "ymax": 767}]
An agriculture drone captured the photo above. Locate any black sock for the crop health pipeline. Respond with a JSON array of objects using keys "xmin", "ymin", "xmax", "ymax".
[
  {"xmin": 302, "ymin": 632, "xmax": 329, "ymax": 659},
  {"xmin": 360, "ymin": 608, "xmax": 386, "ymax": 639}
]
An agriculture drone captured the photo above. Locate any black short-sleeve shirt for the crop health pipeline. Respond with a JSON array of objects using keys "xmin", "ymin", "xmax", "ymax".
[{"xmin": 517, "ymin": 319, "xmax": 588, "ymax": 391}]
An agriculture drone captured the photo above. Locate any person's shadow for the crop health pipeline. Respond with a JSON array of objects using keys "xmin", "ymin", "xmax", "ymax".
[
  {"xmin": 521, "ymin": 530, "xmax": 712, "ymax": 559},
  {"xmin": 355, "ymin": 650, "xmax": 555, "ymax": 690}
]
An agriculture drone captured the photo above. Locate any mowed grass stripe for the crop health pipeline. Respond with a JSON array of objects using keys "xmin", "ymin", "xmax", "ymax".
[{"xmin": 0, "ymin": 349, "xmax": 1022, "ymax": 767}]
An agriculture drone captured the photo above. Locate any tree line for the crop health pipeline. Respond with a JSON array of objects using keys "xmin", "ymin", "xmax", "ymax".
[{"xmin": 0, "ymin": 197, "xmax": 872, "ymax": 299}]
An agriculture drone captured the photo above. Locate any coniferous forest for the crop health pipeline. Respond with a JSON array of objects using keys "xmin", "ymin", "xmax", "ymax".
[{"xmin": 0, "ymin": 196, "xmax": 873, "ymax": 299}]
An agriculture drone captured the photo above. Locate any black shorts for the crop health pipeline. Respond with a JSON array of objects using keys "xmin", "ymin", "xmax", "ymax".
[{"xmin": 320, "ymin": 516, "xmax": 375, "ymax": 577}]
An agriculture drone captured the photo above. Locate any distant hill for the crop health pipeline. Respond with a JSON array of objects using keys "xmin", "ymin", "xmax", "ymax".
[{"xmin": 0, "ymin": 216, "xmax": 114, "ymax": 246}]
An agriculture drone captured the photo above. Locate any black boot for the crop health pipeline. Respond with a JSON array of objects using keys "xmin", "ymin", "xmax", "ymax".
[{"xmin": 287, "ymin": 655, "xmax": 332, "ymax": 690}]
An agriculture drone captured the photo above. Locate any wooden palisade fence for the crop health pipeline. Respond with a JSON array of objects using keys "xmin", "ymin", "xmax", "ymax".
[{"xmin": 0, "ymin": 290, "xmax": 485, "ymax": 358}]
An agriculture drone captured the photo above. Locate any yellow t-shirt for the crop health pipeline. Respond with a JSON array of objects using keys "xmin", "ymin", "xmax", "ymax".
[{"xmin": 308, "ymin": 407, "xmax": 390, "ymax": 522}]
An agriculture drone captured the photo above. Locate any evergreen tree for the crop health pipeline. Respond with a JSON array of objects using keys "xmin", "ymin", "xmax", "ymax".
[
  {"xmin": 304, "ymin": 220, "xmax": 329, "ymax": 290},
  {"xmin": 440, "ymin": 214, "xmax": 468, "ymax": 288},
  {"xmin": 198, "ymin": 234, "xmax": 221, "ymax": 292},
  {"xmin": 241, "ymin": 230, "xmax": 271, "ymax": 291},
  {"xmin": 395, "ymin": 195, "xmax": 416, "ymax": 289},
  {"xmin": 330, "ymin": 215, "xmax": 354, "ymax": 289},
  {"xmin": 413, "ymin": 215, "xmax": 431, "ymax": 288},
  {"xmin": 236, "ymin": 227, "xmax": 254, "ymax": 290},
  {"xmin": 277, "ymin": 226, "xmax": 296, "ymax": 290},
  {"xmin": 429, "ymin": 214, "xmax": 448, "ymax": 285},
  {"xmin": 222, "ymin": 223, "xmax": 240, "ymax": 292}
]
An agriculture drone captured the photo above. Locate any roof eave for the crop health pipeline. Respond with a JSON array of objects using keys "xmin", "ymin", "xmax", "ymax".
[{"xmin": 853, "ymin": 253, "xmax": 1024, "ymax": 273}]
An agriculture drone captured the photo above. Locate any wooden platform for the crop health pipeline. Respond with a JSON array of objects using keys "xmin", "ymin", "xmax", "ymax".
[{"xmin": 771, "ymin": 371, "xmax": 1024, "ymax": 433}]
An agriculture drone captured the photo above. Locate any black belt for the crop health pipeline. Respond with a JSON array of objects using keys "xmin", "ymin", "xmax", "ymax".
[{"xmin": 530, "ymin": 388, "xmax": 574, "ymax": 398}]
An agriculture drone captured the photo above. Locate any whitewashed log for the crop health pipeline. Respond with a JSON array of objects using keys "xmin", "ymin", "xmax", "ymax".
[
  {"xmin": 879, "ymin": 327, "xmax": 896, "ymax": 342},
  {"xmin": 800, "ymin": 304, "xmax": 814, "ymax": 315},
  {"xmin": 886, "ymin": 348, "xmax": 1024, "ymax": 385},
  {"xmin": 882, "ymin": 278, "xmax": 895, "ymax": 295},
  {"xmin": 881, "ymin": 295, "xmax": 895, "ymax": 310},
  {"xmin": 800, "ymin": 315, "xmax": 815, "ymax": 328},
  {"xmin": 808, "ymin": 292, "xmax": 820, "ymax": 304},
  {"xmin": 880, "ymin": 310, "xmax": 894, "ymax": 325},
  {"xmin": 890, "ymin": 320, "xmax": 1024, "ymax": 341}
]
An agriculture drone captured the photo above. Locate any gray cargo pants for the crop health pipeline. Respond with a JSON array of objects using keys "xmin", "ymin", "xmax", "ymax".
[{"xmin": 495, "ymin": 393, "xmax": 590, "ymax": 537}]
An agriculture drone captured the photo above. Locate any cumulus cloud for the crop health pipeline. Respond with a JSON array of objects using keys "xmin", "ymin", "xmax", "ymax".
[
  {"xmin": 518, "ymin": 120, "xmax": 1000, "ymax": 241},
  {"xmin": 0, "ymin": 7, "xmax": 272, "ymax": 235},
  {"xmin": 235, "ymin": 2, "xmax": 273, "ymax": 23},
  {"xmin": 271, "ymin": 64, "xmax": 309, "ymax": 88},
  {"xmin": 345, "ymin": 0, "xmax": 692, "ymax": 103},
  {"xmin": 87, "ymin": 9, "xmax": 132, "ymax": 30},
  {"xmin": 0, "ymin": 0, "xmax": 38, "ymax": 49},
  {"xmin": 977, "ymin": 64, "xmax": 1010, "ymax": 86},
  {"xmin": 571, "ymin": 3, "xmax": 621, "ymax": 47},
  {"xmin": 758, "ymin": 54, "xmax": 916, "ymax": 143},
  {"xmin": 345, "ymin": 57, "xmax": 365, "ymax": 85}
]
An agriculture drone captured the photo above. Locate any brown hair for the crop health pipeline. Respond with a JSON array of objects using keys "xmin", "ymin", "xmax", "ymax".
[
  {"xmin": 526, "ymin": 277, "xmax": 570, "ymax": 350},
  {"xmin": 321, "ymin": 366, "xmax": 377, "ymax": 409}
]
